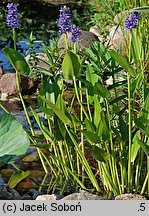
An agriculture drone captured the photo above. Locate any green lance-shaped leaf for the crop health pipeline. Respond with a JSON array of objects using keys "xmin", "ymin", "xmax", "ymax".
[
  {"xmin": 94, "ymin": 82, "xmax": 110, "ymax": 99},
  {"xmin": 110, "ymin": 50, "xmax": 135, "ymax": 76},
  {"xmin": 92, "ymin": 146, "xmax": 110, "ymax": 163},
  {"xmin": 0, "ymin": 113, "xmax": 30, "ymax": 159},
  {"xmin": 131, "ymin": 131, "xmax": 140, "ymax": 163},
  {"xmin": 8, "ymin": 170, "xmax": 30, "ymax": 189},
  {"xmin": 83, "ymin": 131, "xmax": 100, "ymax": 144},
  {"xmin": 3, "ymin": 47, "xmax": 30, "ymax": 76},
  {"xmin": 137, "ymin": 137, "xmax": 149, "ymax": 156},
  {"xmin": 141, "ymin": 92, "xmax": 149, "ymax": 121},
  {"xmin": 130, "ymin": 6, "xmax": 149, "ymax": 12},
  {"xmin": 131, "ymin": 30, "xmax": 144, "ymax": 64},
  {"xmin": 86, "ymin": 65, "xmax": 99, "ymax": 85},
  {"xmin": 62, "ymin": 51, "xmax": 80, "ymax": 80},
  {"xmin": 39, "ymin": 96, "xmax": 72, "ymax": 126}
]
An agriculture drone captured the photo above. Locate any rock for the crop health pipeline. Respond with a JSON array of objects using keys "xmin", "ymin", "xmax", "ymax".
[
  {"xmin": 0, "ymin": 73, "xmax": 18, "ymax": 98},
  {"xmin": 115, "ymin": 193, "xmax": 146, "ymax": 200},
  {"xmin": 0, "ymin": 186, "xmax": 21, "ymax": 200},
  {"xmin": 114, "ymin": 11, "xmax": 129, "ymax": 24},
  {"xmin": 0, "ymin": 73, "xmax": 37, "ymax": 100},
  {"xmin": 0, "ymin": 67, "xmax": 4, "ymax": 79},
  {"xmin": 16, "ymin": 178, "xmax": 39, "ymax": 190},
  {"xmin": 1, "ymin": 169, "xmax": 14, "ymax": 181},
  {"xmin": 25, "ymin": 53, "xmax": 51, "ymax": 75},
  {"xmin": 21, "ymin": 189, "xmax": 42, "ymax": 200},
  {"xmin": 61, "ymin": 190, "xmax": 103, "ymax": 200},
  {"xmin": 36, "ymin": 194, "xmax": 57, "ymax": 200},
  {"xmin": 89, "ymin": 25, "xmax": 100, "ymax": 37},
  {"xmin": 20, "ymin": 76, "xmax": 36, "ymax": 95},
  {"xmin": 107, "ymin": 25, "xmax": 127, "ymax": 57},
  {"xmin": 58, "ymin": 30, "xmax": 99, "ymax": 49},
  {"xmin": 35, "ymin": 0, "xmax": 75, "ymax": 6},
  {"xmin": 22, "ymin": 151, "xmax": 39, "ymax": 162},
  {"xmin": 108, "ymin": 26, "xmax": 124, "ymax": 41},
  {"xmin": 89, "ymin": 24, "xmax": 111, "ymax": 40}
]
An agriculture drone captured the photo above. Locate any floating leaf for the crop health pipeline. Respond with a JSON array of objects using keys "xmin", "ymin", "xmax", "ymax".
[
  {"xmin": 8, "ymin": 170, "xmax": 30, "ymax": 189},
  {"xmin": 0, "ymin": 114, "xmax": 30, "ymax": 159}
]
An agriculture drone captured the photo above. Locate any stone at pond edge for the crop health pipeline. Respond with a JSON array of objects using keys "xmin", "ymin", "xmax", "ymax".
[
  {"xmin": 16, "ymin": 178, "xmax": 39, "ymax": 190},
  {"xmin": 115, "ymin": 193, "xmax": 146, "ymax": 200},
  {"xmin": 21, "ymin": 189, "xmax": 42, "ymax": 200},
  {"xmin": 0, "ymin": 186, "xmax": 21, "ymax": 200},
  {"xmin": 107, "ymin": 26, "xmax": 127, "ymax": 58},
  {"xmin": 1, "ymin": 169, "xmax": 14, "ymax": 181},
  {"xmin": 61, "ymin": 190, "xmax": 103, "ymax": 200},
  {"xmin": 0, "ymin": 67, "xmax": 4, "ymax": 79},
  {"xmin": 58, "ymin": 30, "xmax": 99, "ymax": 49},
  {"xmin": 0, "ymin": 73, "xmax": 37, "ymax": 100},
  {"xmin": 36, "ymin": 194, "xmax": 57, "ymax": 200}
]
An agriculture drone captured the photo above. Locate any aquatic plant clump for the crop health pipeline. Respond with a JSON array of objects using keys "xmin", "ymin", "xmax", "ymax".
[
  {"xmin": 125, "ymin": 11, "xmax": 141, "ymax": 30},
  {"xmin": 7, "ymin": 3, "xmax": 19, "ymax": 29},
  {"xmin": 58, "ymin": 5, "xmax": 71, "ymax": 33},
  {"xmin": 69, "ymin": 25, "xmax": 81, "ymax": 43}
]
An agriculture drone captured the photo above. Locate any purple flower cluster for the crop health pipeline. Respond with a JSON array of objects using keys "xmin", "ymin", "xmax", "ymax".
[
  {"xmin": 7, "ymin": 3, "xmax": 19, "ymax": 29},
  {"xmin": 58, "ymin": 5, "xmax": 71, "ymax": 33},
  {"xmin": 125, "ymin": 12, "xmax": 141, "ymax": 30},
  {"xmin": 58, "ymin": 5, "xmax": 81, "ymax": 43},
  {"xmin": 69, "ymin": 25, "xmax": 81, "ymax": 43}
]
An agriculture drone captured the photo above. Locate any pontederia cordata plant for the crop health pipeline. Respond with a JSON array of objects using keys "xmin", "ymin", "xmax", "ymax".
[{"xmin": 1, "ymin": 3, "xmax": 149, "ymax": 196}]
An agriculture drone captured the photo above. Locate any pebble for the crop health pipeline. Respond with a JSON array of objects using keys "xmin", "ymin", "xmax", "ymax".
[
  {"xmin": 36, "ymin": 194, "xmax": 57, "ymax": 200},
  {"xmin": 115, "ymin": 193, "xmax": 147, "ymax": 200},
  {"xmin": 61, "ymin": 190, "xmax": 103, "ymax": 200},
  {"xmin": 21, "ymin": 189, "xmax": 42, "ymax": 200},
  {"xmin": 0, "ymin": 186, "xmax": 21, "ymax": 200}
]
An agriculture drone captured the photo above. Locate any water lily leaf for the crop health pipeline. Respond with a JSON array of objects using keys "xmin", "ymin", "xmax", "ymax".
[
  {"xmin": 3, "ymin": 47, "xmax": 30, "ymax": 76},
  {"xmin": 110, "ymin": 50, "xmax": 135, "ymax": 76},
  {"xmin": 0, "ymin": 113, "xmax": 30, "ymax": 158},
  {"xmin": 62, "ymin": 51, "xmax": 80, "ymax": 80},
  {"xmin": 8, "ymin": 170, "xmax": 30, "ymax": 189}
]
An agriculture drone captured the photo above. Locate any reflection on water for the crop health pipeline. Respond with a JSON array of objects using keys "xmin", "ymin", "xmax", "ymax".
[
  {"xmin": 0, "ymin": 39, "xmax": 42, "ymax": 72},
  {"xmin": 0, "ymin": 96, "xmax": 43, "ymax": 131}
]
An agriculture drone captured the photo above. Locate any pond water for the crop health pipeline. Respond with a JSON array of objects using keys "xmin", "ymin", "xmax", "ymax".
[{"xmin": 0, "ymin": 0, "xmax": 90, "ymax": 72}]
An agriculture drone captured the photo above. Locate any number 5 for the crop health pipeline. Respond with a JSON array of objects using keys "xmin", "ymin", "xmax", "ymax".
[{"xmin": 140, "ymin": 203, "xmax": 145, "ymax": 211}]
